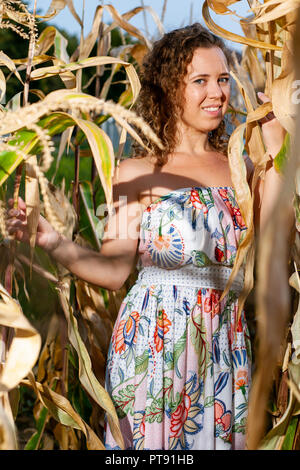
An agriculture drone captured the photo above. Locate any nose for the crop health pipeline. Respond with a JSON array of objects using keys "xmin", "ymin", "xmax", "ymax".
[{"xmin": 206, "ymin": 80, "xmax": 224, "ymax": 99}]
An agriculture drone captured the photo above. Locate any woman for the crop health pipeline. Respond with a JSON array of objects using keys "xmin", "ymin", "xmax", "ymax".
[{"xmin": 6, "ymin": 24, "xmax": 288, "ymax": 450}]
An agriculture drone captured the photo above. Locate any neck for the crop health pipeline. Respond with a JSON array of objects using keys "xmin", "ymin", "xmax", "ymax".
[{"xmin": 173, "ymin": 123, "xmax": 213, "ymax": 156}]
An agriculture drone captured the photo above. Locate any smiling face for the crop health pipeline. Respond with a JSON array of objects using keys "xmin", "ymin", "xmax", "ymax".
[{"xmin": 178, "ymin": 46, "xmax": 231, "ymax": 135}]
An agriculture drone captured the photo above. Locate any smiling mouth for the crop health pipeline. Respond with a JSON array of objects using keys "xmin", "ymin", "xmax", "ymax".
[{"xmin": 202, "ymin": 105, "xmax": 222, "ymax": 111}]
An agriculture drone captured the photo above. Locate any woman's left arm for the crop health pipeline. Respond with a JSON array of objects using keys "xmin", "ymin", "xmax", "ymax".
[{"xmin": 252, "ymin": 92, "xmax": 295, "ymax": 234}]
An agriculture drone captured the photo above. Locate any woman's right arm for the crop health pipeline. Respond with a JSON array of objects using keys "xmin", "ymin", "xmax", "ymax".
[{"xmin": 6, "ymin": 159, "xmax": 143, "ymax": 291}]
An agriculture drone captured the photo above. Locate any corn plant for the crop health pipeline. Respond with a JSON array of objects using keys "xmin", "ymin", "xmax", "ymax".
[
  {"xmin": 203, "ymin": 0, "xmax": 300, "ymax": 450},
  {"xmin": 0, "ymin": 0, "xmax": 299, "ymax": 451}
]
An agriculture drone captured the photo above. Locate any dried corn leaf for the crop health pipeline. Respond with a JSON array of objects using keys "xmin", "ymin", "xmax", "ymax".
[
  {"xmin": 46, "ymin": 0, "xmax": 83, "ymax": 27},
  {"xmin": 225, "ymin": 61, "xmax": 270, "ymax": 319},
  {"xmin": 30, "ymin": 56, "xmax": 141, "ymax": 104},
  {"xmin": 247, "ymin": 5, "xmax": 300, "ymax": 448},
  {"xmin": 0, "ymin": 68, "xmax": 6, "ymax": 103},
  {"xmin": 25, "ymin": 155, "xmax": 40, "ymax": 266},
  {"xmin": 207, "ymin": 0, "xmax": 241, "ymax": 14},
  {"xmin": 0, "ymin": 51, "xmax": 23, "ymax": 84},
  {"xmin": 0, "ymin": 397, "xmax": 17, "ymax": 449},
  {"xmin": 22, "ymin": 372, "xmax": 104, "ymax": 450},
  {"xmin": 247, "ymin": 111, "xmax": 298, "ymax": 451},
  {"xmin": 53, "ymin": 422, "xmax": 80, "ymax": 450},
  {"xmin": 241, "ymin": 46, "xmax": 266, "ymax": 91},
  {"xmin": 36, "ymin": 314, "xmax": 60, "ymax": 385},
  {"xmin": 271, "ymin": 42, "xmax": 296, "ymax": 135},
  {"xmin": 202, "ymin": 1, "xmax": 282, "ymax": 50},
  {"xmin": 35, "ymin": 26, "xmax": 57, "ymax": 57},
  {"xmin": 290, "ymin": 266, "xmax": 300, "ymax": 366},
  {"xmin": 57, "ymin": 285, "xmax": 124, "ymax": 449},
  {"xmin": 259, "ymin": 362, "xmax": 300, "ymax": 449},
  {"xmin": 75, "ymin": 279, "xmax": 114, "ymax": 358},
  {"xmin": 221, "ymin": 122, "xmax": 255, "ymax": 319},
  {"xmin": 77, "ymin": 6, "xmax": 103, "ymax": 61},
  {"xmin": 95, "ymin": 4, "xmax": 152, "ymax": 49},
  {"xmin": 250, "ymin": 0, "xmax": 300, "ymax": 24},
  {"xmin": 0, "ymin": 284, "xmax": 41, "ymax": 392}
]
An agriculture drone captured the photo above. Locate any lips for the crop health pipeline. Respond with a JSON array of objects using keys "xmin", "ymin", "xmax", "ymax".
[
  {"xmin": 202, "ymin": 105, "xmax": 222, "ymax": 116},
  {"xmin": 202, "ymin": 105, "xmax": 222, "ymax": 111}
]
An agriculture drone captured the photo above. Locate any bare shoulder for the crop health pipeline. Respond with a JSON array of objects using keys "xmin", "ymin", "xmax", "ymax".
[
  {"xmin": 113, "ymin": 156, "xmax": 151, "ymax": 184},
  {"xmin": 112, "ymin": 156, "xmax": 153, "ymax": 206}
]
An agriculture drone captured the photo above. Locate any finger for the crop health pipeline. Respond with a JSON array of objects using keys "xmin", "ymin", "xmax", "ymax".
[
  {"xmin": 17, "ymin": 196, "xmax": 27, "ymax": 211},
  {"xmin": 8, "ymin": 197, "xmax": 27, "ymax": 211},
  {"xmin": 257, "ymin": 91, "xmax": 271, "ymax": 103},
  {"xmin": 7, "ymin": 219, "xmax": 24, "ymax": 230},
  {"xmin": 7, "ymin": 209, "xmax": 20, "ymax": 217},
  {"xmin": 7, "ymin": 224, "xmax": 23, "ymax": 235},
  {"xmin": 6, "ymin": 209, "xmax": 26, "ymax": 222}
]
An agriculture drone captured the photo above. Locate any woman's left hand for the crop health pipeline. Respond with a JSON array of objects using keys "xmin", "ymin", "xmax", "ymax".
[{"xmin": 257, "ymin": 91, "xmax": 286, "ymax": 158}]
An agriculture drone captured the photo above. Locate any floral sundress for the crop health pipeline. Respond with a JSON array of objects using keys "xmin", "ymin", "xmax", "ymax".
[{"xmin": 104, "ymin": 186, "xmax": 252, "ymax": 450}]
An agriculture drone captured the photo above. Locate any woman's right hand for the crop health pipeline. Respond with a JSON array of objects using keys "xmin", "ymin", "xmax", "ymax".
[{"xmin": 6, "ymin": 197, "xmax": 62, "ymax": 252}]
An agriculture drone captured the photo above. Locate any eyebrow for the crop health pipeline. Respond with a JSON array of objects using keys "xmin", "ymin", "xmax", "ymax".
[{"xmin": 190, "ymin": 72, "xmax": 230, "ymax": 78}]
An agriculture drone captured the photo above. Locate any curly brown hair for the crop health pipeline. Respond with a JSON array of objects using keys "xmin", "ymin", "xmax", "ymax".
[{"xmin": 132, "ymin": 23, "xmax": 233, "ymax": 167}]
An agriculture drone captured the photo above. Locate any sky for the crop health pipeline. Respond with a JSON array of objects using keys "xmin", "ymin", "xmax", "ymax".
[{"xmin": 27, "ymin": 0, "xmax": 252, "ymax": 52}]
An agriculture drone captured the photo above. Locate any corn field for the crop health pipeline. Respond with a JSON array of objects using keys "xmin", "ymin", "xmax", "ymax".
[{"xmin": 0, "ymin": 0, "xmax": 299, "ymax": 451}]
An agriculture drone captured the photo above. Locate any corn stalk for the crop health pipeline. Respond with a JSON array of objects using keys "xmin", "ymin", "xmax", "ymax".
[{"xmin": 203, "ymin": 0, "xmax": 300, "ymax": 450}]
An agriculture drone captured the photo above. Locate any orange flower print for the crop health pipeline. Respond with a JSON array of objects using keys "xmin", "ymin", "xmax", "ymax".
[
  {"xmin": 154, "ymin": 309, "xmax": 172, "ymax": 353},
  {"xmin": 203, "ymin": 291, "xmax": 221, "ymax": 318},
  {"xmin": 170, "ymin": 392, "xmax": 192, "ymax": 438},
  {"xmin": 196, "ymin": 289, "xmax": 202, "ymax": 307},
  {"xmin": 235, "ymin": 369, "xmax": 248, "ymax": 393},
  {"xmin": 232, "ymin": 349, "xmax": 249, "ymax": 397},
  {"xmin": 214, "ymin": 399, "xmax": 231, "ymax": 438},
  {"xmin": 153, "ymin": 233, "xmax": 172, "ymax": 251},
  {"xmin": 114, "ymin": 311, "xmax": 140, "ymax": 354}
]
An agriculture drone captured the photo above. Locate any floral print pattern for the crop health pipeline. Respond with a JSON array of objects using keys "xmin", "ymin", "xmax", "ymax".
[{"xmin": 104, "ymin": 186, "xmax": 251, "ymax": 450}]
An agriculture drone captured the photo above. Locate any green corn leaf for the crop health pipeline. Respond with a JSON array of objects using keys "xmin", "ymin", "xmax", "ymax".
[
  {"xmin": 274, "ymin": 132, "xmax": 290, "ymax": 174},
  {"xmin": 24, "ymin": 406, "xmax": 48, "ymax": 450},
  {"xmin": 0, "ymin": 130, "xmax": 39, "ymax": 186},
  {"xmin": 281, "ymin": 415, "xmax": 299, "ymax": 450},
  {"xmin": 79, "ymin": 181, "xmax": 103, "ymax": 250}
]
